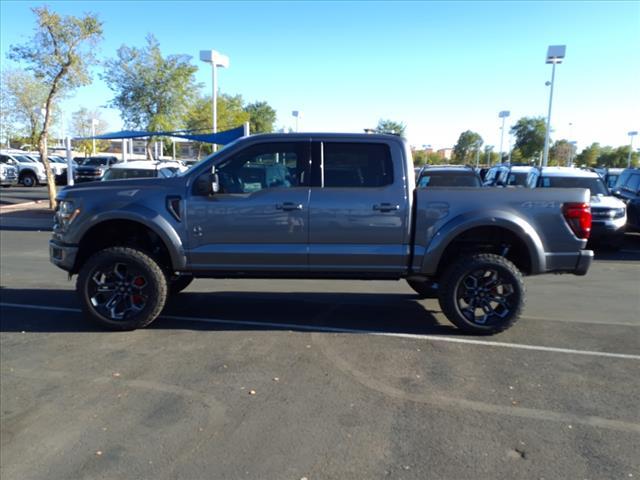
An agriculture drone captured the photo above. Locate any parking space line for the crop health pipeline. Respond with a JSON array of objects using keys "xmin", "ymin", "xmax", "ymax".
[{"xmin": 2, "ymin": 302, "xmax": 639, "ymax": 360}]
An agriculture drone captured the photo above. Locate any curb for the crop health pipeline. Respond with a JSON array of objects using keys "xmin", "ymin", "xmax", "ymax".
[{"xmin": 0, "ymin": 200, "xmax": 51, "ymax": 213}]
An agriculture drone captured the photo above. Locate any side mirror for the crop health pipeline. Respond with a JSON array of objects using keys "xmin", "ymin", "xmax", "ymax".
[
  {"xmin": 611, "ymin": 189, "xmax": 621, "ymax": 196},
  {"xmin": 194, "ymin": 166, "xmax": 220, "ymax": 196},
  {"xmin": 210, "ymin": 166, "xmax": 220, "ymax": 193}
]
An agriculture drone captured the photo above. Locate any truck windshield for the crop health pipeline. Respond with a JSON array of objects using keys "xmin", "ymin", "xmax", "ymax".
[
  {"xmin": 102, "ymin": 169, "xmax": 158, "ymax": 180},
  {"xmin": 539, "ymin": 176, "xmax": 609, "ymax": 196},
  {"xmin": 82, "ymin": 158, "xmax": 112, "ymax": 166}
]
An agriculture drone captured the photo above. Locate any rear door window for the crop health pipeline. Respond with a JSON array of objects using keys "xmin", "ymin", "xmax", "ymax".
[{"xmin": 322, "ymin": 143, "xmax": 393, "ymax": 188}]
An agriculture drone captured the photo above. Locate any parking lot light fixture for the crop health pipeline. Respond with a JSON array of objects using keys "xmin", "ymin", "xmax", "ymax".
[
  {"xmin": 628, "ymin": 131, "xmax": 638, "ymax": 167},
  {"xmin": 499, "ymin": 111, "xmax": 510, "ymax": 164},
  {"xmin": 91, "ymin": 118, "xmax": 98, "ymax": 155},
  {"xmin": 542, "ymin": 45, "xmax": 566, "ymax": 168},
  {"xmin": 200, "ymin": 49, "xmax": 230, "ymax": 152},
  {"xmin": 292, "ymin": 111, "xmax": 302, "ymax": 132}
]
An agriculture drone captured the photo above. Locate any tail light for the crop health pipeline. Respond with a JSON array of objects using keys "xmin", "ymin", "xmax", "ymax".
[{"xmin": 562, "ymin": 202, "xmax": 591, "ymax": 239}]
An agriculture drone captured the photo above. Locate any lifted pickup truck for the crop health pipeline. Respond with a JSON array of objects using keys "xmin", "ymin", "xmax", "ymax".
[{"xmin": 50, "ymin": 133, "xmax": 593, "ymax": 334}]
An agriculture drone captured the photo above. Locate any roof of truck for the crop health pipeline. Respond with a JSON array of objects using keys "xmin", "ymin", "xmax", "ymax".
[{"xmin": 540, "ymin": 167, "xmax": 599, "ymax": 178}]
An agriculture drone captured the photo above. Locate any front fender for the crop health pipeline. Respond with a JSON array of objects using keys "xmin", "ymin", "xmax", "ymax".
[
  {"xmin": 70, "ymin": 205, "xmax": 187, "ymax": 270},
  {"xmin": 419, "ymin": 210, "xmax": 545, "ymax": 276}
]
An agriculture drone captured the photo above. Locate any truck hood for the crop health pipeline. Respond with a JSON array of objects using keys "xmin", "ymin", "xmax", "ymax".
[
  {"xmin": 590, "ymin": 194, "xmax": 626, "ymax": 209},
  {"xmin": 59, "ymin": 176, "xmax": 182, "ymax": 199}
]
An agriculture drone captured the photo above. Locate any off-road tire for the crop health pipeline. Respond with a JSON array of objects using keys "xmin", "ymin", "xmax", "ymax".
[
  {"xmin": 168, "ymin": 275, "xmax": 194, "ymax": 295},
  {"xmin": 77, "ymin": 247, "xmax": 167, "ymax": 330},
  {"xmin": 438, "ymin": 253, "xmax": 525, "ymax": 335},
  {"xmin": 406, "ymin": 279, "xmax": 439, "ymax": 298}
]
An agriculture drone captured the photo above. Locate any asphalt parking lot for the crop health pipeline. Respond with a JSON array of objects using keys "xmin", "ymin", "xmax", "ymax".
[{"xmin": 1, "ymin": 209, "xmax": 639, "ymax": 479}]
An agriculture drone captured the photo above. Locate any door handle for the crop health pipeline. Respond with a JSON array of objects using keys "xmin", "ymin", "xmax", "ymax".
[
  {"xmin": 373, "ymin": 203, "xmax": 400, "ymax": 212},
  {"xmin": 276, "ymin": 202, "xmax": 303, "ymax": 211}
]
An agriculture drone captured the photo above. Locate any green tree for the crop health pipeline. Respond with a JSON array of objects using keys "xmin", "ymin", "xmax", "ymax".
[
  {"xmin": 103, "ymin": 35, "xmax": 199, "ymax": 158},
  {"xmin": 575, "ymin": 143, "xmax": 601, "ymax": 167},
  {"xmin": 71, "ymin": 108, "xmax": 109, "ymax": 156},
  {"xmin": 453, "ymin": 130, "xmax": 483, "ymax": 164},
  {"xmin": 597, "ymin": 146, "xmax": 638, "ymax": 168},
  {"xmin": 0, "ymin": 69, "xmax": 57, "ymax": 150},
  {"xmin": 185, "ymin": 93, "xmax": 250, "ymax": 158},
  {"xmin": 8, "ymin": 6, "xmax": 102, "ymax": 207},
  {"xmin": 374, "ymin": 119, "xmax": 406, "ymax": 137},
  {"xmin": 413, "ymin": 150, "xmax": 428, "ymax": 166},
  {"xmin": 510, "ymin": 117, "xmax": 546, "ymax": 161},
  {"xmin": 245, "ymin": 101, "xmax": 276, "ymax": 134},
  {"xmin": 550, "ymin": 139, "xmax": 575, "ymax": 166}
]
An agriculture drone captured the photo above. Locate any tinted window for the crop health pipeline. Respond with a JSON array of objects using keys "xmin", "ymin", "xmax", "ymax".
[
  {"xmin": 83, "ymin": 158, "xmax": 110, "ymax": 166},
  {"xmin": 323, "ymin": 143, "xmax": 393, "ymax": 188},
  {"xmin": 606, "ymin": 175, "xmax": 619, "ymax": 189},
  {"xmin": 539, "ymin": 176, "xmax": 608, "ymax": 196},
  {"xmin": 102, "ymin": 169, "xmax": 158, "ymax": 180},
  {"xmin": 215, "ymin": 142, "xmax": 308, "ymax": 194},
  {"xmin": 507, "ymin": 172, "xmax": 528, "ymax": 186},
  {"xmin": 418, "ymin": 172, "xmax": 480, "ymax": 187},
  {"xmin": 623, "ymin": 174, "xmax": 640, "ymax": 193}
]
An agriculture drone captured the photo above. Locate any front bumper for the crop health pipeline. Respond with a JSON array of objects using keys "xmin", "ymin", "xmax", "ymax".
[
  {"xmin": 49, "ymin": 240, "xmax": 79, "ymax": 272},
  {"xmin": 545, "ymin": 249, "xmax": 594, "ymax": 276},
  {"xmin": 590, "ymin": 221, "xmax": 626, "ymax": 241},
  {"xmin": 0, "ymin": 177, "xmax": 19, "ymax": 186}
]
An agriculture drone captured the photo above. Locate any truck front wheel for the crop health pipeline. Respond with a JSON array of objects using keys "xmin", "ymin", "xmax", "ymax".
[
  {"xmin": 77, "ymin": 247, "xmax": 168, "ymax": 330},
  {"xmin": 438, "ymin": 253, "xmax": 525, "ymax": 335}
]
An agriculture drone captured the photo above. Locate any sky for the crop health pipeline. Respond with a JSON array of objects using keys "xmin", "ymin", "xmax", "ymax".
[{"xmin": 1, "ymin": 0, "xmax": 639, "ymax": 152}]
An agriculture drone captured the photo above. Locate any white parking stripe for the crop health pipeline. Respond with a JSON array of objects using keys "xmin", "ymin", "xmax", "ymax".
[{"xmin": 2, "ymin": 302, "xmax": 639, "ymax": 361}]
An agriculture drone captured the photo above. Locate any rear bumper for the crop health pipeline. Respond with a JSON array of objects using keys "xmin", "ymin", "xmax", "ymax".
[
  {"xmin": 49, "ymin": 240, "xmax": 79, "ymax": 272},
  {"xmin": 545, "ymin": 250, "xmax": 593, "ymax": 276}
]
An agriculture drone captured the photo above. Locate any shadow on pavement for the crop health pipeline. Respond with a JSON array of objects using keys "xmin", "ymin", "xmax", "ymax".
[{"xmin": 0, "ymin": 288, "xmax": 456, "ymax": 335}]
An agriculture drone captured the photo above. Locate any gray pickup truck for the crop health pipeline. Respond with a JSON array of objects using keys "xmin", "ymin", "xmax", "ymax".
[{"xmin": 50, "ymin": 133, "xmax": 593, "ymax": 334}]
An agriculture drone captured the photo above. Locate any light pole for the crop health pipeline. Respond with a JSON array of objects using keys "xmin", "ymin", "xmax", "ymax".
[
  {"xmin": 486, "ymin": 145, "xmax": 494, "ymax": 166},
  {"xmin": 542, "ymin": 45, "xmax": 566, "ymax": 167},
  {"xmin": 292, "ymin": 111, "xmax": 302, "ymax": 132},
  {"xmin": 200, "ymin": 49, "xmax": 229, "ymax": 152},
  {"xmin": 498, "ymin": 110, "xmax": 510, "ymax": 164},
  {"xmin": 475, "ymin": 141, "xmax": 482, "ymax": 168},
  {"xmin": 628, "ymin": 131, "xmax": 638, "ymax": 168},
  {"xmin": 568, "ymin": 141, "xmax": 577, "ymax": 167},
  {"xmin": 91, "ymin": 118, "xmax": 98, "ymax": 155}
]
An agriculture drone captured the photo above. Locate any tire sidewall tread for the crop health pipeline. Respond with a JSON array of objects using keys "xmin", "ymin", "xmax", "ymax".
[
  {"xmin": 77, "ymin": 247, "xmax": 168, "ymax": 330},
  {"xmin": 438, "ymin": 253, "xmax": 525, "ymax": 335}
]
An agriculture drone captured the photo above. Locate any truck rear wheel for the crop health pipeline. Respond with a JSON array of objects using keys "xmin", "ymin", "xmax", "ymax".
[
  {"xmin": 438, "ymin": 253, "xmax": 525, "ymax": 335},
  {"xmin": 77, "ymin": 247, "xmax": 167, "ymax": 330}
]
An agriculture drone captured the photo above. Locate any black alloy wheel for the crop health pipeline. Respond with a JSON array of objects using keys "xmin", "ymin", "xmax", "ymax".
[
  {"xmin": 438, "ymin": 253, "xmax": 525, "ymax": 334},
  {"xmin": 77, "ymin": 247, "xmax": 167, "ymax": 330}
]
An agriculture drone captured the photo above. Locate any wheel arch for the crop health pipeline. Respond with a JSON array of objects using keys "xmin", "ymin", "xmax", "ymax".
[
  {"xmin": 72, "ymin": 211, "xmax": 186, "ymax": 274},
  {"xmin": 420, "ymin": 212, "xmax": 545, "ymax": 277}
]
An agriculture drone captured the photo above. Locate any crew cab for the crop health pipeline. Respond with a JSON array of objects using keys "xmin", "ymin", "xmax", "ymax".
[{"xmin": 50, "ymin": 133, "xmax": 593, "ymax": 334}]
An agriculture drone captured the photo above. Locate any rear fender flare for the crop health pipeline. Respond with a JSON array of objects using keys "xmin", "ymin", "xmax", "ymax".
[{"xmin": 419, "ymin": 210, "xmax": 545, "ymax": 276}]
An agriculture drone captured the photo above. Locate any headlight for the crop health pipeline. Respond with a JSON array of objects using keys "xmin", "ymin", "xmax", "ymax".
[
  {"xmin": 610, "ymin": 207, "xmax": 626, "ymax": 219},
  {"xmin": 57, "ymin": 200, "xmax": 80, "ymax": 227}
]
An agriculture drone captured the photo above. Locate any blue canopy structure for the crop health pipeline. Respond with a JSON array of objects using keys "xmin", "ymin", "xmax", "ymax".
[{"xmin": 77, "ymin": 124, "xmax": 248, "ymax": 145}]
